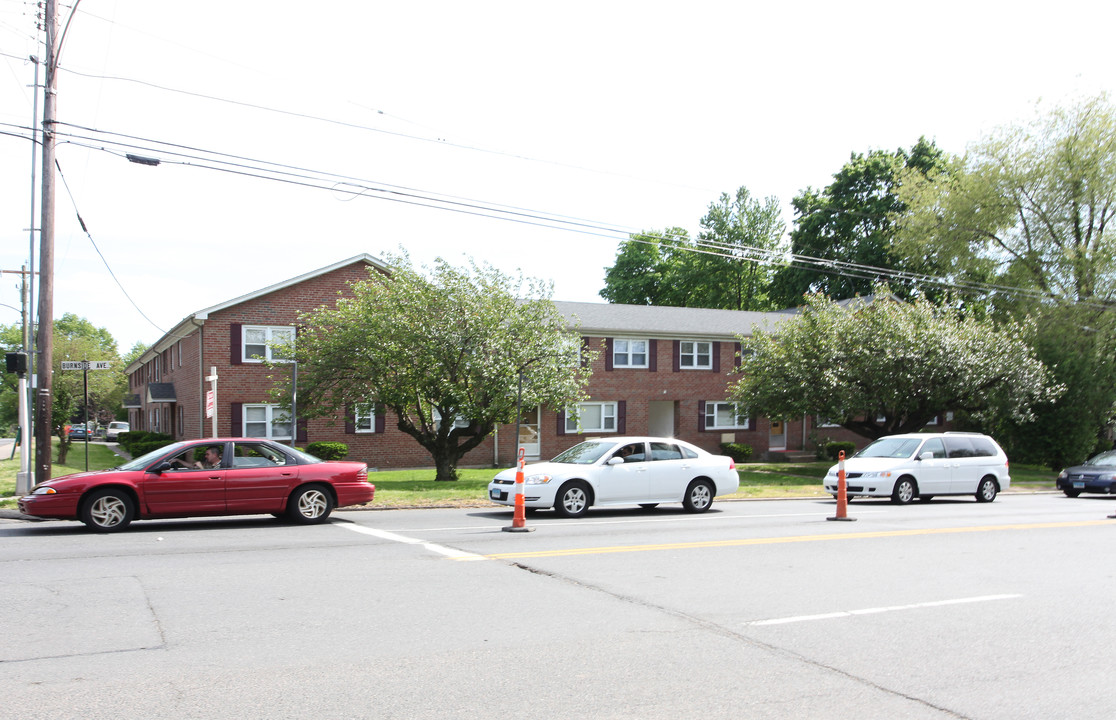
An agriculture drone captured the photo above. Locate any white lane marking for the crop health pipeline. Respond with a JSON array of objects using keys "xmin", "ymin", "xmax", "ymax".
[
  {"xmin": 337, "ymin": 522, "xmax": 487, "ymax": 561},
  {"xmin": 746, "ymin": 594, "xmax": 1022, "ymax": 626}
]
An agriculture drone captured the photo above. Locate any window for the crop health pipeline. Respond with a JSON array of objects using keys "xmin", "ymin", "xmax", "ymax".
[
  {"xmin": 432, "ymin": 408, "xmax": 470, "ymax": 430},
  {"xmin": 680, "ymin": 341, "xmax": 712, "ymax": 369},
  {"xmin": 566, "ymin": 402, "xmax": 617, "ymax": 434},
  {"xmin": 705, "ymin": 402, "xmax": 750, "ymax": 430},
  {"xmin": 243, "ymin": 326, "xmax": 295, "ymax": 363},
  {"xmin": 613, "ymin": 339, "xmax": 648, "ymax": 368},
  {"xmin": 243, "ymin": 404, "xmax": 291, "ymax": 440},
  {"xmin": 354, "ymin": 403, "xmax": 378, "ymax": 433}
]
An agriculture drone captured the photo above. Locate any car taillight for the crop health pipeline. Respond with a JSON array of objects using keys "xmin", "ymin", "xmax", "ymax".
[
  {"xmin": 357, "ymin": 466, "xmax": 368, "ymax": 481},
  {"xmin": 728, "ymin": 459, "xmax": 736, "ymax": 470}
]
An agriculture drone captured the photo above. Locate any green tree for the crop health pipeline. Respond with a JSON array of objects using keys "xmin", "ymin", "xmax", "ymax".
[
  {"xmin": 599, "ymin": 229, "xmax": 684, "ymax": 305},
  {"xmin": 896, "ymin": 95, "xmax": 1116, "ymax": 307},
  {"xmin": 692, "ymin": 187, "xmax": 786, "ymax": 310},
  {"xmin": 50, "ymin": 314, "xmax": 124, "ymax": 464},
  {"xmin": 0, "ymin": 322, "xmax": 28, "ymax": 432},
  {"xmin": 600, "ymin": 187, "xmax": 785, "ymax": 311},
  {"xmin": 895, "ymin": 94, "xmax": 1116, "ymax": 465},
  {"xmin": 771, "ymin": 138, "xmax": 949, "ymax": 307},
  {"xmin": 284, "ymin": 254, "xmax": 595, "ymax": 481},
  {"xmin": 729, "ymin": 287, "xmax": 1061, "ymax": 441}
]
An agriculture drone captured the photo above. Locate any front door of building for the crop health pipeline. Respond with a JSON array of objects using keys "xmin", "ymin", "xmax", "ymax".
[
  {"xmin": 769, "ymin": 419, "xmax": 786, "ymax": 452},
  {"xmin": 518, "ymin": 406, "xmax": 540, "ymax": 460}
]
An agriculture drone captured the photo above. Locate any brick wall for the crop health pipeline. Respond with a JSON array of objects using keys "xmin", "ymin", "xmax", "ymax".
[{"xmin": 127, "ymin": 259, "xmax": 931, "ymax": 472}]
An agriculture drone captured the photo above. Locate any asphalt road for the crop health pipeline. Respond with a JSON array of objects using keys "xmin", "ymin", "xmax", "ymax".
[{"xmin": 2, "ymin": 493, "xmax": 1114, "ymax": 719}]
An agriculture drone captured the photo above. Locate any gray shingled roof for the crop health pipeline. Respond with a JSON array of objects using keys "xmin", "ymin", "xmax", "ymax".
[{"xmin": 553, "ymin": 301, "xmax": 794, "ymax": 340}]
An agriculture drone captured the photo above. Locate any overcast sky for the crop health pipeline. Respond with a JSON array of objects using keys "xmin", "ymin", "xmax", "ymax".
[{"xmin": 2, "ymin": 0, "xmax": 1113, "ymax": 355}]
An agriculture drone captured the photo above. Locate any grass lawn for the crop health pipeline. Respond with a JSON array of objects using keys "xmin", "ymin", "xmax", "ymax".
[{"xmin": 0, "ymin": 443, "xmax": 1060, "ymax": 511}]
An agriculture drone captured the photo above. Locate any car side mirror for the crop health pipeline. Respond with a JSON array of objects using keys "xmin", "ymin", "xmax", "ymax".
[
  {"xmin": 151, "ymin": 461, "xmax": 173, "ymax": 474},
  {"xmin": 607, "ymin": 457, "xmax": 624, "ymax": 466},
  {"xmin": 918, "ymin": 452, "xmax": 935, "ymax": 461}
]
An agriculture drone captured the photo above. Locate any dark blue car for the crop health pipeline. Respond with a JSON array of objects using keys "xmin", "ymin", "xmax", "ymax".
[
  {"xmin": 1056, "ymin": 450, "xmax": 1116, "ymax": 497},
  {"xmin": 68, "ymin": 424, "xmax": 90, "ymax": 440}
]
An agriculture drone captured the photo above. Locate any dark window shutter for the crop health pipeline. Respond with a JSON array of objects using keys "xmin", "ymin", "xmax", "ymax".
[
  {"xmin": 698, "ymin": 401, "xmax": 706, "ymax": 432},
  {"xmin": 712, "ymin": 341, "xmax": 721, "ymax": 373},
  {"xmin": 617, "ymin": 401, "xmax": 626, "ymax": 434},
  {"xmin": 557, "ymin": 409, "xmax": 567, "ymax": 436},
  {"xmin": 231, "ymin": 402, "xmax": 243, "ymax": 436},
  {"xmin": 673, "ymin": 340, "xmax": 681, "ymax": 372},
  {"xmin": 748, "ymin": 415, "xmax": 757, "ymax": 431},
  {"xmin": 230, "ymin": 323, "xmax": 242, "ymax": 365},
  {"xmin": 375, "ymin": 404, "xmax": 386, "ymax": 433},
  {"xmin": 296, "ymin": 418, "xmax": 308, "ymax": 443},
  {"xmin": 648, "ymin": 339, "xmax": 657, "ymax": 372},
  {"xmin": 344, "ymin": 404, "xmax": 355, "ymax": 434},
  {"xmin": 605, "ymin": 338, "xmax": 614, "ymax": 371}
]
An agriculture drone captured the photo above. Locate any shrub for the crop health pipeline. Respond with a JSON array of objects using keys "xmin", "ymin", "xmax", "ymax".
[
  {"xmin": 305, "ymin": 441, "xmax": 349, "ymax": 460},
  {"xmin": 131, "ymin": 437, "xmax": 177, "ymax": 458},
  {"xmin": 825, "ymin": 441, "xmax": 856, "ymax": 461},
  {"xmin": 719, "ymin": 442, "xmax": 753, "ymax": 463}
]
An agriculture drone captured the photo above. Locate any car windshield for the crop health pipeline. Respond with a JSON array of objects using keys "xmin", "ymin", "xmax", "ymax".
[
  {"xmin": 550, "ymin": 440, "xmax": 618, "ymax": 465},
  {"xmin": 1083, "ymin": 451, "xmax": 1116, "ymax": 468},
  {"xmin": 116, "ymin": 441, "xmax": 195, "ymax": 471},
  {"xmin": 855, "ymin": 437, "xmax": 923, "ymax": 459}
]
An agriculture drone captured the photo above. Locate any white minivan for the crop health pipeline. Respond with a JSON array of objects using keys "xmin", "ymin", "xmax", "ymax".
[{"xmin": 823, "ymin": 432, "xmax": 1010, "ymax": 504}]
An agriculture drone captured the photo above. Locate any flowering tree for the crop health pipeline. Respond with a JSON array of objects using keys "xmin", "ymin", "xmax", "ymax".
[{"xmin": 729, "ymin": 287, "xmax": 1062, "ymax": 440}]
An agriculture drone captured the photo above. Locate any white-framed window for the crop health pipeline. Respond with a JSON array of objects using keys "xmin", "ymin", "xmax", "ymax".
[
  {"xmin": 817, "ymin": 415, "xmax": 841, "ymax": 428},
  {"xmin": 566, "ymin": 402, "xmax": 617, "ymax": 434},
  {"xmin": 679, "ymin": 341, "xmax": 712, "ymax": 369},
  {"xmin": 243, "ymin": 326, "xmax": 295, "ymax": 363},
  {"xmin": 613, "ymin": 339, "xmax": 648, "ymax": 368},
  {"xmin": 354, "ymin": 403, "xmax": 378, "ymax": 433},
  {"xmin": 243, "ymin": 404, "xmax": 291, "ymax": 440},
  {"xmin": 705, "ymin": 402, "xmax": 750, "ymax": 430},
  {"xmin": 432, "ymin": 408, "xmax": 470, "ymax": 430}
]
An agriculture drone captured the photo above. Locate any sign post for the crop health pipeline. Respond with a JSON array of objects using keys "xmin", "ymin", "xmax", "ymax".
[{"xmin": 60, "ymin": 360, "xmax": 111, "ymax": 471}]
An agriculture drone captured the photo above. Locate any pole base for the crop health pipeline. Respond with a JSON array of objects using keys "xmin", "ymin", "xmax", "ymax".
[
  {"xmin": 502, "ymin": 525, "xmax": 536, "ymax": 532},
  {"xmin": 827, "ymin": 516, "xmax": 857, "ymax": 522}
]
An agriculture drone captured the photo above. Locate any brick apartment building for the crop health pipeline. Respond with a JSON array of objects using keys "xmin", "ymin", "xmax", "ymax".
[{"xmin": 124, "ymin": 254, "xmax": 889, "ymax": 470}]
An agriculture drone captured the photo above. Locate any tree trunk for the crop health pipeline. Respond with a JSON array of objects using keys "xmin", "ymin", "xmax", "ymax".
[{"xmin": 433, "ymin": 452, "xmax": 460, "ymax": 482}]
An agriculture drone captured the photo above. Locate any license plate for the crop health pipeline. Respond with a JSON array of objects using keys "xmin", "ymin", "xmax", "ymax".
[
  {"xmin": 1074, "ymin": 482, "xmax": 1085, "ymax": 489},
  {"xmin": 491, "ymin": 489, "xmax": 505, "ymax": 500}
]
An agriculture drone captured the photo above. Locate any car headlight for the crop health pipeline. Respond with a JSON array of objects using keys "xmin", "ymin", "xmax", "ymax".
[
  {"xmin": 1057, "ymin": 471, "xmax": 1067, "ymax": 480},
  {"xmin": 525, "ymin": 474, "xmax": 553, "ymax": 485},
  {"xmin": 861, "ymin": 471, "xmax": 892, "ymax": 479},
  {"xmin": 31, "ymin": 486, "xmax": 57, "ymax": 495}
]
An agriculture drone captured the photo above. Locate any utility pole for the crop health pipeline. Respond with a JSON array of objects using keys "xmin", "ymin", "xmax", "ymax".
[{"xmin": 34, "ymin": 0, "xmax": 58, "ymax": 483}]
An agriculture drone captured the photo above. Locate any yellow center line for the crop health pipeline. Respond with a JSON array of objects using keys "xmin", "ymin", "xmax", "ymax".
[{"xmin": 468, "ymin": 519, "xmax": 1113, "ymax": 560}]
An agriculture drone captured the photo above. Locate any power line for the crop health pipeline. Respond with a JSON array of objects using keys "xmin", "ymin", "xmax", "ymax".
[
  {"xmin": 52, "ymin": 156, "xmax": 167, "ymax": 335},
  {"xmin": 3, "ymin": 118, "xmax": 1106, "ymax": 312}
]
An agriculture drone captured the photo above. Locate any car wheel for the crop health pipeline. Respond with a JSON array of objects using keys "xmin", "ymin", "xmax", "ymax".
[
  {"xmin": 1062, "ymin": 489, "xmax": 1081, "ymax": 498},
  {"xmin": 683, "ymin": 480, "xmax": 714, "ymax": 513},
  {"xmin": 639, "ymin": 503, "xmax": 659, "ymax": 510},
  {"xmin": 81, "ymin": 489, "xmax": 135, "ymax": 532},
  {"xmin": 975, "ymin": 477, "xmax": 998, "ymax": 503},
  {"xmin": 891, "ymin": 477, "xmax": 917, "ymax": 505},
  {"xmin": 554, "ymin": 481, "xmax": 590, "ymax": 518},
  {"xmin": 287, "ymin": 485, "xmax": 334, "ymax": 523}
]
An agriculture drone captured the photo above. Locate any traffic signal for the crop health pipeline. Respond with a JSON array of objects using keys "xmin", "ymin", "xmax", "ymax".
[{"xmin": 5, "ymin": 352, "xmax": 27, "ymax": 375}]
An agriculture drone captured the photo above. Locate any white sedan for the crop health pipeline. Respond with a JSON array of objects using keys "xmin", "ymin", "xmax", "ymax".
[{"xmin": 488, "ymin": 436, "xmax": 740, "ymax": 518}]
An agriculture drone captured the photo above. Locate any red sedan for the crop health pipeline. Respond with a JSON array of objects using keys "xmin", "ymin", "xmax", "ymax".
[{"xmin": 18, "ymin": 438, "xmax": 375, "ymax": 532}]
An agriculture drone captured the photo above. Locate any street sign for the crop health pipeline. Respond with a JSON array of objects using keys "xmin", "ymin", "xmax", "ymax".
[{"xmin": 61, "ymin": 361, "xmax": 111, "ymax": 370}]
